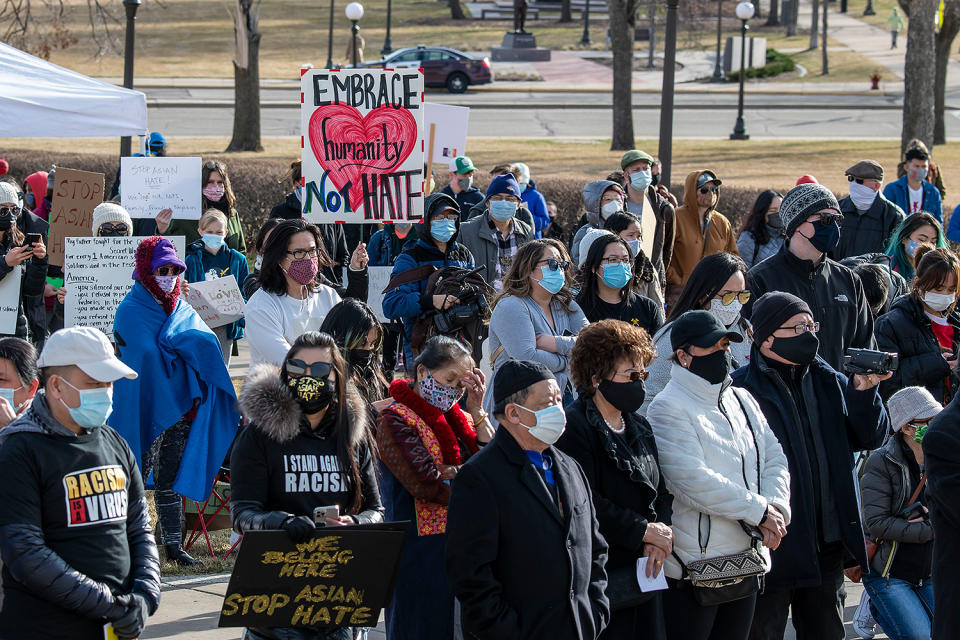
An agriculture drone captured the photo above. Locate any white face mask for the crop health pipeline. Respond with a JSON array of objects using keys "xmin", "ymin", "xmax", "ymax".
[
  {"xmin": 627, "ymin": 238, "xmax": 641, "ymax": 257},
  {"xmin": 708, "ymin": 297, "xmax": 742, "ymax": 328},
  {"xmin": 154, "ymin": 275, "xmax": 179, "ymax": 293},
  {"xmin": 515, "ymin": 402, "xmax": 567, "ymax": 445},
  {"xmin": 849, "ymin": 181, "xmax": 879, "ymax": 211},
  {"xmin": 923, "ymin": 291, "xmax": 955, "ymax": 312},
  {"xmin": 254, "ymin": 254, "xmax": 263, "ymax": 271},
  {"xmin": 601, "ymin": 199, "xmax": 622, "ymax": 219}
]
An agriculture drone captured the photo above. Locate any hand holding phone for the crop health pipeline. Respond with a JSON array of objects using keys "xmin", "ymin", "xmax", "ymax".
[{"xmin": 313, "ymin": 505, "xmax": 340, "ymax": 526}]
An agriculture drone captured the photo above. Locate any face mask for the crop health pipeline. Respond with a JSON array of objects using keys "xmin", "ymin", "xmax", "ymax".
[
  {"xmin": 154, "ymin": 275, "xmax": 179, "ymax": 293},
  {"xmin": 800, "ymin": 221, "xmax": 841, "ymax": 254},
  {"xmin": 906, "ymin": 240, "xmax": 920, "ymax": 257},
  {"xmin": 629, "ymin": 169, "xmax": 652, "ymax": 192},
  {"xmin": 914, "ymin": 423, "xmax": 928, "ymax": 443},
  {"xmin": 0, "ymin": 385, "xmax": 25, "ymax": 414},
  {"xmin": 254, "ymin": 254, "xmax": 263, "ymax": 270},
  {"xmin": 419, "ymin": 372, "xmax": 464, "ymax": 412},
  {"xmin": 516, "ymin": 402, "xmax": 567, "ymax": 445},
  {"xmin": 598, "ymin": 378, "xmax": 646, "ymax": 413},
  {"xmin": 650, "ymin": 173, "xmax": 660, "ymax": 187},
  {"xmin": 489, "ymin": 200, "xmax": 518, "ymax": 222},
  {"xmin": 430, "ymin": 219, "xmax": 457, "ymax": 243},
  {"xmin": 295, "ymin": 185, "xmax": 303, "ymax": 203},
  {"xmin": 24, "ymin": 193, "xmax": 35, "ymax": 209},
  {"xmin": 395, "ymin": 224, "xmax": 412, "ymax": 239},
  {"xmin": 537, "ymin": 264, "xmax": 566, "ymax": 295},
  {"xmin": 685, "ymin": 349, "xmax": 732, "ymax": 385},
  {"xmin": 287, "ymin": 375, "xmax": 336, "ymax": 414},
  {"xmin": 849, "ymin": 181, "xmax": 879, "ymax": 210},
  {"xmin": 708, "ymin": 297, "xmax": 742, "ymax": 328},
  {"xmin": 59, "ymin": 378, "xmax": 113, "ymax": 428},
  {"xmin": 285, "ymin": 257, "xmax": 319, "ymax": 286},
  {"xmin": 600, "ymin": 262, "xmax": 631, "ymax": 289},
  {"xmin": 601, "ymin": 199, "xmax": 622, "ymax": 219},
  {"xmin": 923, "ymin": 291, "xmax": 955, "ymax": 312},
  {"xmin": 457, "ymin": 176, "xmax": 473, "ymax": 191},
  {"xmin": 348, "ymin": 348, "xmax": 373, "ymax": 370},
  {"xmin": 909, "ymin": 168, "xmax": 929, "ymax": 182},
  {"xmin": 203, "ymin": 185, "xmax": 225, "ymax": 202},
  {"xmin": 0, "ymin": 211, "xmax": 14, "ymax": 231},
  {"xmin": 766, "ymin": 212, "xmax": 783, "ymax": 230},
  {"xmin": 201, "ymin": 233, "xmax": 225, "ymax": 250},
  {"xmin": 627, "ymin": 239, "xmax": 641, "ymax": 257},
  {"xmin": 771, "ymin": 331, "xmax": 819, "ymax": 366}
]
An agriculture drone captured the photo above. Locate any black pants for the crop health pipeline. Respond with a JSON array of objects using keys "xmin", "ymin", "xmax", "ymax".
[
  {"xmin": 601, "ymin": 594, "xmax": 666, "ymax": 639},
  {"xmin": 749, "ymin": 543, "xmax": 846, "ymax": 640},
  {"xmin": 381, "ymin": 323, "xmax": 403, "ymax": 374},
  {"xmin": 145, "ymin": 417, "xmax": 192, "ymax": 546},
  {"xmin": 662, "ymin": 580, "xmax": 757, "ymax": 640}
]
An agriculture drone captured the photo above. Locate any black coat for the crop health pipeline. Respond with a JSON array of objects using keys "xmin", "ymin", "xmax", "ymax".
[
  {"xmin": 445, "ymin": 427, "xmax": 610, "ymax": 640},
  {"xmin": 732, "ymin": 347, "xmax": 889, "ymax": 590},
  {"xmin": 875, "ymin": 294, "xmax": 960, "ymax": 404},
  {"xmin": 13, "ymin": 209, "xmax": 49, "ymax": 349},
  {"xmin": 922, "ymin": 392, "xmax": 960, "ymax": 640},
  {"xmin": 832, "ymin": 194, "xmax": 905, "ymax": 261}
]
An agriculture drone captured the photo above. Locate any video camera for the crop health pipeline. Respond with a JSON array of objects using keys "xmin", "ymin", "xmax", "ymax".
[
  {"xmin": 434, "ymin": 267, "xmax": 490, "ymax": 335},
  {"xmin": 842, "ymin": 349, "xmax": 899, "ymax": 375}
]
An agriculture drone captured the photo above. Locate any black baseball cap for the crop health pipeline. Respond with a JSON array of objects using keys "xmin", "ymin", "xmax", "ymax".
[{"xmin": 670, "ymin": 310, "xmax": 743, "ymax": 352}]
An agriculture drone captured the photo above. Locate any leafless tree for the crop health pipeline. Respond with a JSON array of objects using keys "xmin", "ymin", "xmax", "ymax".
[
  {"xmin": 934, "ymin": 0, "xmax": 960, "ymax": 144},
  {"xmin": 898, "ymin": 0, "xmax": 937, "ymax": 151},
  {"xmin": 607, "ymin": 0, "xmax": 638, "ymax": 149},
  {"xmin": 227, "ymin": 0, "xmax": 263, "ymax": 152}
]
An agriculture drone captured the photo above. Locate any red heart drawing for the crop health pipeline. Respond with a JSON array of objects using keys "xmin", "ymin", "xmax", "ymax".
[{"xmin": 308, "ymin": 103, "xmax": 418, "ymax": 218}]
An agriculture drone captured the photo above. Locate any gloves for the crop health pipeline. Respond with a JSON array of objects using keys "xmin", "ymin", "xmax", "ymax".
[
  {"xmin": 281, "ymin": 515, "xmax": 317, "ymax": 543},
  {"xmin": 111, "ymin": 593, "xmax": 150, "ymax": 640}
]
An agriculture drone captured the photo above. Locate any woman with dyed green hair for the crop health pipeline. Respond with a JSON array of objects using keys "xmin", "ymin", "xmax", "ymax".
[{"xmin": 885, "ymin": 212, "xmax": 948, "ymax": 281}]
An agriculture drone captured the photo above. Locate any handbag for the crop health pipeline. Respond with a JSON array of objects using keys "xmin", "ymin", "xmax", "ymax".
[{"xmin": 606, "ymin": 565, "xmax": 656, "ymax": 611}]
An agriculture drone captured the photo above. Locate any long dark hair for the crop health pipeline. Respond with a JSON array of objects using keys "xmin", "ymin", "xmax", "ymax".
[
  {"xmin": 739, "ymin": 190, "xmax": 782, "ymax": 246},
  {"xmin": 576, "ymin": 232, "xmax": 635, "ymax": 312},
  {"xmin": 667, "ymin": 251, "xmax": 747, "ymax": 322},
  {"xmin": 320, "ymin": 299, "xmax": 389, "ymax": 401},
  {"xmin": 254, "ymin": 217, "xmax": 282, "ymax": 256},
  {"xmin": 201, "ymin": 159, "xmax": 237, "ymax": 212},
  {"xmin": 259, "ymin": 219, "xmax": 333, "ymax": 296}
]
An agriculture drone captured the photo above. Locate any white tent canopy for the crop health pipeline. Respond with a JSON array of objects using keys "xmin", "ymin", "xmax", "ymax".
[{"xmin": 0, "ymin": 41, "xmax": 147, "ymax": 138}]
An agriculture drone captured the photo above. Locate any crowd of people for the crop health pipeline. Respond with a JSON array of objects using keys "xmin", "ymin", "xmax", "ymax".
[{"xmin": 0, "ymin": 140, "xmax": 959, "ymax": 640}]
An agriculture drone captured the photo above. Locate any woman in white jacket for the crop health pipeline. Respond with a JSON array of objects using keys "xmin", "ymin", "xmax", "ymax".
[{"xmin": 647, "ymin": 310, "xmax": 790, "ymax": 640}]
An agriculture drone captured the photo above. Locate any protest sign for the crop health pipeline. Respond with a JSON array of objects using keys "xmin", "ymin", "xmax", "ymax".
[
  {"xmin": 47, "ymin": 167, "xmax": 105, "ymax": 266},
  {"xmin": 184, "ymin": 275, "xmax": 245, "ymax": 329},
  {"xmin": 0, "ymin": 267, "xmax": 22, "ymax": 335},
  {"xmin": 301, "ymin": 68, "xmax": 425, "ymax": 224},
  {"xmin": 343, "ymin": 266, "xmax": 391, "ymax": 322},
  {"xmin": 120, "ymin": 156, "xmax": 202, "ymax": 220},
  {"xmin": 64, "ymin": 236, "xmax": 186, "ymax": 336},
  {"xmin": 219, "ymin": 527, "xmax": 406, "ymax": 629},
  {"xmin": 424, "ymin": 103, "xmax": 469, "ymax": 165}
]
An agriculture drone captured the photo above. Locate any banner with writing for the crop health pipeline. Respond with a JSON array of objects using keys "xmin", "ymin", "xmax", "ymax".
[
  {"xmin": 64, "ymin": 236, "xmax": 186, "ymax": 336},
  {"xmin": 120, "ymin": 156, "xmax": 202, "ymax": 220},
  {"xmin": 301, "ymin": 68, "xmax": 425, "ymax": 224},
  {"xmin": 184, "ymin": 275, "xmax": 245, "ymax": 329},
  {"xmin": 424, "ymin": 103, "xmax": 470, "ymax": 164},
  {"xmin": 219, "ymin": 527, "xmax": 406, "ymax": 629},
  {"xmin": 48, "ymin": 167, "xmax": 105, "ymax": 266},
  {"xmin": 0, "ymin": 266, "xmax": 22, "ymax": 334}
]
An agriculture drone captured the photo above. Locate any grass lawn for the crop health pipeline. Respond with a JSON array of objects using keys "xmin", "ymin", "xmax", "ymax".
[
  {"xmin": 785, "ymin": 41, "xmax": 882, "ymax": 82},
  {"xmin": 147, "ymin": 491, "xmax": 237, "ymax": 577}
]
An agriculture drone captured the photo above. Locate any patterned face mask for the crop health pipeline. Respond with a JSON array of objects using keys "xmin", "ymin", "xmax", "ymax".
[{"xmin": 419, "ymin": 371, "xmax": 464, "ymax": 412}]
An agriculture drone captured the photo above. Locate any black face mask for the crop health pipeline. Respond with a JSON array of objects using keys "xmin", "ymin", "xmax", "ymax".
[
  {"xmin": 686, "ymin": 350, "xmax": 732, "ymax": 385},
  {"xmin": 0, "ymin": 212, "xmax": 14, "ymax": 231},
  {"xmin": 801, "ymin": 221, "xmax": 841, "ymax": 253},
  {"xmin": 650, "ymin": 174, "xmax": 660, "ymax": 187},
  {"xmin": 348, "ymin": 348, "xmax": 374, "ymax": 370},
  {"xmin": 771, "ymin": 332, "xmax": 819, "ymax": 366},
  {"xmin": 287, "ymin": 375, "xmax": 337, "ymax": 414},
  {"xmin": 598, "ymin": 378, "xmax": 646, "ymax": 413}
]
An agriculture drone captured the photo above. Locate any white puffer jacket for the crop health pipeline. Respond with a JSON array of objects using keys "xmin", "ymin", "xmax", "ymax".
[{"xmin": 647, "ymin": 363, "xmax": 791, "ymax": 580}]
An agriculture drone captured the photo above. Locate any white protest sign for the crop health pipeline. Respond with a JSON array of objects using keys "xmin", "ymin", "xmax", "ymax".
[
  {"xmin": 344, "ymin": 266, "xmax": 392, "ymax": 322},
  {"xmin": 301, "ymin": 68, "xmax": 425, "ymax": 224},
  {"xmin": 424, "ymin": 103, "xmax": 469, "ymax": 165},
  {"xmin": 121, "ymin": 156, "xmax": 202, "ymax": 219},
  {"xmin": 184, "ymin": 275, "xmax": 245, "ymax": 329},
  {"xmin": 64, "ymin": 236, "xmax": 186, "ymax": 336},
  {"xmin": 0, "ymin": 267, "xmax": 23, "ymax": 335}
]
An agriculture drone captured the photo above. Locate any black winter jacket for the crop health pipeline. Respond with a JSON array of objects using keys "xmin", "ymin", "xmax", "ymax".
[
  {"xmin": 875, "ymin": 294, "xmax": 960, "ymax": 403},
  {"xmin": 0, "ymin": 235, "xmax": 47, "ymax": 341},
  {"xmin": 832, "ymin": 194, "xmax": 905, "ymax": 261}
]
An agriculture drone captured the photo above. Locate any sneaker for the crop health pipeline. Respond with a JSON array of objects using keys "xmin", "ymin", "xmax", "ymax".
[{"xmin": 852, "ymin": 590, "xmax": 877, "ymax": 639}]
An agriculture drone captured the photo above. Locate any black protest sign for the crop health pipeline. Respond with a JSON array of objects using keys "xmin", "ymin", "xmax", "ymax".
[{"xmin": 219, "ymin": 527, "xmax": 406, "ymax": 629}]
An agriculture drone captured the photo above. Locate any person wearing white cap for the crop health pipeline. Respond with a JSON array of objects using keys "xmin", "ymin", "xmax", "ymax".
[
  {"xmin": 0, "ymin": 326, "xmax": 160, "ymax": 640},
  {"xmin": 91, "ymin": 202, "xmax": 134, "ymax": 237}
]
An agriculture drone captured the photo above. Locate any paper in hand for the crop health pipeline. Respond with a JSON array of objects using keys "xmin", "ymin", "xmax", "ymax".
[{"xmin": 636, "ymin": 557, "xmax": 669, "ymax": 592}]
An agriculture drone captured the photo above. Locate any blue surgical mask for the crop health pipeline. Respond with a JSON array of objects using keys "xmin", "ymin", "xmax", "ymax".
[
  {"xmin": 538, "ymin": 264, "xmax": 566, "ymax": 295},
  {"xmin": 516, "ymin": 402, "xmax": 566, "ymax": 445},
  {"xmin": 489, "ymin": 200, "xmax": 517, "ymax": 222},
  {"xmin": 59, "ymin": 378, "xmax": 113, "ymax": 428},
  {"xmin": 906, "ymin": 240, "xmax": 920, "ymax": 257},
  {"xmin": 601, "ymin": 262, "xmax": 632, "ymax": 289},
  {"xmin": 630, "ymin": 169, "xmax": 652, "ymax": 192},
  {"xmin": 627, "ymin": 239, "xmax": 641, "ymax": 257},
  {"xmin": 0, "ymin": 385, "xmax": 24, "ymax": 413},
  {"xmin": 201, "ymin": 233, "xmax": 225, "ymax": 250},
  {"xmin": 430, "ymin": 218, "xmax": 457, "ymax": 243},
  {"xmin": 24, "ymin": 193, "xmax": 35, "ymax": 208}
]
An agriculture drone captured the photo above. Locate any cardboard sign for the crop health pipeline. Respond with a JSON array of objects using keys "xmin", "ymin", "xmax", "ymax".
[
  {"xmin": 120, "ymin": 156, "xmax": 202, "ymax": 220},
  {"xmin": 424, "ymin": 103, "xmax": 469, "ymax": 164},
  {"xmin": 219, "ymin": 527, "xmax": 406, "ymax": 629},
  {"xmin": 300, "ymin": 69, "xmax": 425, "ymax": 224},
  {"xmin": 64, "ymin": 236, "xmax": 186, "ymax": 336},
  {"xmin": 343, "ymin": 266, "xmax": 391, "ymax": 322},
  {"xmin": 48, "ymin": 167, "xmax": 105, "ymax": 266},
  {"xmin": 0, "ymin": 266, "xmax": 22, "ymax": 334},
  {"xmin": 184, "ymin": 275, "xmax": 245, "ymax": 329}
]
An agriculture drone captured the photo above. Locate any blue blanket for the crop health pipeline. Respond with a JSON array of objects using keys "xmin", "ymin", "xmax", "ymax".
[{"xmin": 110, "ymin": 282, "xmax": 240, "ymax": 501}]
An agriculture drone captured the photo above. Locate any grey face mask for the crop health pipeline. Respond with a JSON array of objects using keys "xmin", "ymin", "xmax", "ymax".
[{"xmin": 457, "ymin": 177, "xmax": 473, "ymax": 191}]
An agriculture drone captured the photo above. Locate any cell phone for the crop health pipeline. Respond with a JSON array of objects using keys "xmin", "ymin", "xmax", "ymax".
[
  {"xmin": 313, "ymin": 505, "xmax": 340, "ymax": 526},
  {"xmin": 900, "ymin": 501, "xmax": 924, "ymax": 519},
  {"xmin": 24, "ymin": 233, "xmax": 41, "ymax": 246}
]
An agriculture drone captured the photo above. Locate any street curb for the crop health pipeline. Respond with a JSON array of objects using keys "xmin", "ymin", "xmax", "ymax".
[{"xmin": 161, "ymin": 573, "xmax": 232, "ymax": 590}]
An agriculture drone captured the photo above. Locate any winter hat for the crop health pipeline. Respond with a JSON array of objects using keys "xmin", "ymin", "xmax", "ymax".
[
  {"xmin": 493, "ymin": 359, "xmax": 554, "ymax": 405},
  {"xmin": 779, "ymin": 183, "xmax": 840, "ymax": 237},
  {"xmin": 751, "ymin": 292, "xmax": 812, "ymax": 346},
  {"xmin": 91, "ymin": 202, "xmax": 133, "ymax": 236},
  {"xmin": 132, "ymin": 236, "xmax": 186, "ymax": 281},
  {"xmin": 620, "ymin": 149, "xmax": 655, "ymax": 170},
  {"xmin": 0, "ymin": 159, "xmax": 8, "ymax": 176},
  {"xmin": 578, "ymin": 228, "xmax": 611, "ymax": 268},
  {"xmin": 795, "ymin": 174, "xmax": 819, "ymax": 186},
  {"xmin": 0, "ymin": 181, "xmax": 20, "ymax": 207},
  {"xmin": 887, "ymin": 386, "xmax": 942, "ymax": 432},
  {"xmin": 485, "ymin": 173, "xmax": 521, "ymax": 202}
]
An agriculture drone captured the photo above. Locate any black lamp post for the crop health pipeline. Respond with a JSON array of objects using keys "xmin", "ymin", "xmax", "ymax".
[
  {"xmin": 730, "ymin": 1, "xmax": 754, "ymax": 140},
  {"xmin": 346, "ymin": 2, "xmax": 364, "ymax": 68},
  {"xmin": 658, "ymin": 0, "xmax": 680, "ymax": 186},
  {"xmin": 864, "ymin": 0, "xmax": 875, "ymax": 15},
  {"xmin": 711, "ymin": 0, "xmax": 724, "ymax": 82},
  {"xmin": 381, "ymin": 0, "xmax": 393, "ymax": 55},
  {"xmin": 120, "ymin": 0, "xmax": 142, "ymax": 158},
  {"xmin": 580, "ymin": 0, "xmax": 592, "ymax": 46},
  {"xmin": 326, "ymin": 0, "xmax": 335, "ymax": 68}
]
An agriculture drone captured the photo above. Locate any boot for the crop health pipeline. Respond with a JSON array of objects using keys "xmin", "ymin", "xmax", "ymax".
[{"xmin": 164, "ymin": 543, "xmax": 201, "ymax": 566}]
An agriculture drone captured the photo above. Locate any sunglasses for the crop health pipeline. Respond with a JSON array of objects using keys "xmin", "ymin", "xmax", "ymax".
[
  {"xmin": 699, "ymin": 185, "xmax": 720, "ymax": 195},
  {"xmin": 99, "ymin": 223, "xmax": 128, "ymax": 233},
  {"xmin": 154, "ymin": 266, "xmax": 183, "ymax": 276},
  {"xmin": 815, "ymin": 213, "xmax": 843, "ymax": 226},
  {"xmin": 538, "ymin": 258, "xmax": 569, "ymax": 272},
  {"xmin": 285, "ymin": 359, "xmax": 334, "ymax": 379},
  {"xmin": 203, "ymin": 161, "xmax": 223, "ymax": 170},
  {"xmin": 614, "ymin": 369, "xmax": 649, "ymax": 382},
  {"xmin": 0, "ymin": 207, "xmax": 17, "ymax": 217},
  {"xmin": 718, "ymin": 291, "xmax": 751, "ymax": 306}
]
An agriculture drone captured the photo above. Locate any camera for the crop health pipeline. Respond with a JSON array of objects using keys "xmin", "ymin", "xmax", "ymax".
[
  {"xmin": 433, "ymin": 267, "xmax": 491, "ymax": 335},
  {"xmin": 842, "ymin": 349, "xmax": 899, "ymax": 375}
]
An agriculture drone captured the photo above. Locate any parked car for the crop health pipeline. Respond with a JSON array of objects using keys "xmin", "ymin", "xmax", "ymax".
[{"xmin": 360, "ymin": 45, "xmax": 492, "ymax": 93}]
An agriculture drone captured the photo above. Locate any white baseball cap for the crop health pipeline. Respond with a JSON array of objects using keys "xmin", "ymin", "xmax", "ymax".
[{"xmin": 37, "ymin": 326, "xmax": 138, "ymax": 382}]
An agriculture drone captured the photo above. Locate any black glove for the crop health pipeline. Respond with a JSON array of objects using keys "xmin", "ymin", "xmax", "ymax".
[
  {"xmin": 281, "ymin": 515, "xmax": 317, "ymax": 543},
  {"xmin": 111, "ymin": 593, "xmax": 149, "ymax": 639}
]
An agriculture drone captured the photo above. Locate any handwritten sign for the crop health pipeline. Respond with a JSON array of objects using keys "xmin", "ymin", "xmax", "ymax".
[
  {"xmin": 343, "ymin": 266, "xmax": 391, "ymax": 322},
  {"xmin": 48, "ymin": 167, "xmax": 105, "ymax": 266},
  {"xmin": 424, "ymin": 103, "xmax": 469, "ymax": 164},
  {"xmin": 301, "ymin": 68, "xmax": 425, "ymax": 224},
  {"xmin": 64, "ymin": 236, "xmax": 186, "ymax": 336},
  {"xmin": 0, "ymin": 266, "xmax": 22, "ymax": 334},
  {"xmin": 185, "ymin": 276, "xmax": 245, "ymax": 329},
  {"xmin": 219, "ymin": 528, "xmax": 406, "ymax": 629},
  {"xmin": 120, "ymin": 156, "xmax": 202, "ymax": 220}
]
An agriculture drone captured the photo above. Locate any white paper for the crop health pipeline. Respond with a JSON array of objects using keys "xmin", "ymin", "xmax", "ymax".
[
  {"xmin": 121, "ymin": 156, "xmax": 202, "ymax": 219},
  {"xmin": 184, "ymin": 275, "xmax": 245, "ymax": 329},
  {"xmin": 344, "ymin": 265, "xmax": 392, "ymax": 322},
  {"xmin": 424, "ymin": 103, "xmax": 470, "ymax": 165},
  {"xmin": 636, "ymin": 558, "xmax": 668, "ymax": 592},
  {"xmin": 0, "ymin": 266, "xmax": 23, "ymax": 334}
]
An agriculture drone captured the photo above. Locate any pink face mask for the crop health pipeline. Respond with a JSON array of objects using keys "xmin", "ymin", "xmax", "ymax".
[
  {"xmin": 203, "ymin": 185, "xmax": 225, "ymax": 202},
  {"xmin": 285, "ymin": 257, "xmax": 319, "ymax": 286}
]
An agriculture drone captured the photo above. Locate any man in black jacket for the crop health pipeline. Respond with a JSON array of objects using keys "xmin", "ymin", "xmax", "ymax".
[
  {"xmin": 446, "ymin": 359, "xmax": 610, "ymax": 640},
  {"xmin": 832, "ymin": 160, "xmax": 905, "ymax": 261},
  {"xmin": 0, "ymin": 326, "xmax": 161, "ymax": 640},
  {"xmin": 732, "ymin": 292, "xmax": 890, "ymax": 640},
  {"xmin": 743, "ymin": 182, "xmax": 876, "ymax": 371}
]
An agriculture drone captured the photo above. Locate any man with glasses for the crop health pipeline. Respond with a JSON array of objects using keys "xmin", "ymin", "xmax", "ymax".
[
  {"xmin": 732, "ymin": 291, "xmax": 890, "ymax": 640},
  {"xmin": 833, "ymin": 160, "xmax": 905, "ymax": 261},
  {"xmin": 743, "ymin": 182, "xmax": 876, "ymax": 371}
]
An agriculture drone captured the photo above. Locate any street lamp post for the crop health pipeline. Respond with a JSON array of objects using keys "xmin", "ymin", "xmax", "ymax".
[
  {"xmin": 658, "ymin": 0, "xmax": 680, "ymax": 186},
  {"xmin": 730, "ymin": 1, "xmax": 754, "ymax": 140},
  {"xmin": 120, "ymin": 0, "xmax": 142, "ymax": 158},
  {"xmin": 326, "ymin": 0, "xmax": 335, "ymax": 68},
  {"xmin": 381, "ymin": 0, "xmax": 393, "ymax": 55},
  {"xmin": 346, "ymin": 2, "xmax": 364, "ymax": 68},
  {"xmin": 580, "ymin": 0, "xmax": 592, "ymax": 46},
  {"xmin": 711, "ymin": 0, "xmax": 725, "ymax": 82}
]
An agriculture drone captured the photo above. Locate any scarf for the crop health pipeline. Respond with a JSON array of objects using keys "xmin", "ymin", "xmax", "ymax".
[
  {"xmin": 135, "ymin": 236, "xmax": 180, "ymax": 314},
  {"xmin": 389, "ymin": 378, "xmax": 478, "ymax": 465}
]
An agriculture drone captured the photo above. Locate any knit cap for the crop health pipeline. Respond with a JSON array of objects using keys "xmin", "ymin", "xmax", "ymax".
[
  {"xmin": 578, "ymin": 228, "xmax": 612, "ymax": 268},
  {"xmin": 887, "ymin": 386, "xmax": 942, "ymax": 432},
  {"xmin": 0, "ymin": 181, "xmax": 20, "ymax": 207},
  {"xmin": 751, "ymin": 292, "xmax": 812, "ymax": 346},
  {"xmin": 91, "ymin": 202, "xmax": 134, "ymax": 236},
  {"xmin": 779, "ymin": 183, "xmax": 840, "ymax": 237}
]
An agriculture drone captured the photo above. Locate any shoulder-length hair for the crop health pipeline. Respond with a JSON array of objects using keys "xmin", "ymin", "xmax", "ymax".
[
  {"xmin": 576, "ymin": 232, "xmax": 635, "ymax": 308},
  {"xmin": 202, "ymin": 160, "xmax": 237, "ymax": 212},
  {"xmin": 667, "ymin": 251, "xmax": 747, "ymax": 322},
  {"xmin": 739, "ymin": 190, "xmax": 782, "ymax": 247},
  {"xmin": 912, "ymin": 247, "xmax": 960, "ymax": 311},
  {"xmin": 259, "ymin": 219, "xmax": 333, "ymax": 296},
  {"xmin": 492, "ymin": 238, "xmax": 575, "ymax": 311},
  {"xmin": 319, "ymin": 299, "xmax": 388, "ymax": 400},
  {"xmin": 885, "ymin": 212, "xmax": 947, "ymax": 280}
]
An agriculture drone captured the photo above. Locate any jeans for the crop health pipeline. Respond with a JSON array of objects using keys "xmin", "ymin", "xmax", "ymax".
[{"xmin": 862, "ymin": 573, "xmax": 934, "ymax": 640}]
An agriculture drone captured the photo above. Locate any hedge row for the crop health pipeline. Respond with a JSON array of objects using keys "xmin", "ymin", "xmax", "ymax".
[{"xmin": 727, "ymin": 49, "xmax": 797, "ymax": 82}]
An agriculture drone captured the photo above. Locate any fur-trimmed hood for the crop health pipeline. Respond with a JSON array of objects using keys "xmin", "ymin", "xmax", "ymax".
[{"xmin": 240, "ymin": 364, "xmax": 370, "ymax": 445}]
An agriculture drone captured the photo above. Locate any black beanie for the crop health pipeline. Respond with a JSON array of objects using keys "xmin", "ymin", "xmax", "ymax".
[{"xmin": 751, "ymin": 292, "xmax": 813, "ymax": 346}]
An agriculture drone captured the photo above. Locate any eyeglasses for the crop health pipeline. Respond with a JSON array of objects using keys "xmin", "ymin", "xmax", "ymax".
[
  {"xmin": 601, "ymin": 256, "xmax": 632, "ymax": 265},
  {"xmin": 99, "ymin": 223, "xmax": 128, "ymax": 234},
  {"xmin": 780, "ymin": 321, "xmax": 820, "ymax": 335},
  {"xmin": 154, "ymin": 265, "xmax": 183, "ymax": 276},
  {"xmin": 0, "ymin": 207, "xmax": 17, "ymax": 217},
  {"xmin": 717, "ymin": 290, "xmax": 751, "ymax": 306},
  {"xmin": 699, "ymin": 185, "xmax": 720, "ymax": 195},
  {"xmin": 285, "ymin": 359, "xmax": 333, "ymax": 379},
  {"xmin": 613, "ymin": 368, "xmax": 648, "ymax": 382},
  {"xmin": 432, "ymin": 213, "xmax": 458, "ymax": 222},
  {"xmin": 286, "ymin": 248, "xmax": 320, "ymax": 260},
  {"xmin": 814, "ymin": 213, "xmax": 843, "ymax": 226},
  {"xmin": 537, "ymin": 258, "xmax": 569, "ymax": 272}
]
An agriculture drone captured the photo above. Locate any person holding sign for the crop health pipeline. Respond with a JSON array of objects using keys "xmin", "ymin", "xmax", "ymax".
[
  {"xmin": 0, "ymin": 182, "xmax": 48, "ymax": 343},
  {"xmin": 158, "ymin": 160, "xmax": 246, "ymax": 253}
]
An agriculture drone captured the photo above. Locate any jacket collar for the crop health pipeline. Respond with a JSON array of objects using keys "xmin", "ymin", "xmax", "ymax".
[
  {"xmin": 780, "ymin": 243, "xmax": 826, "ymax": 277},
  {"xmin": 493, "ymin": 426, "xmax": 567, "ymax": 526},
  {"xmin": 583, "ymin": 397, "xmax": 657, "ymax": 488},
  {"xmin": 669, "ymin": 362, "xmax": 729, "ymax": 405}
]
